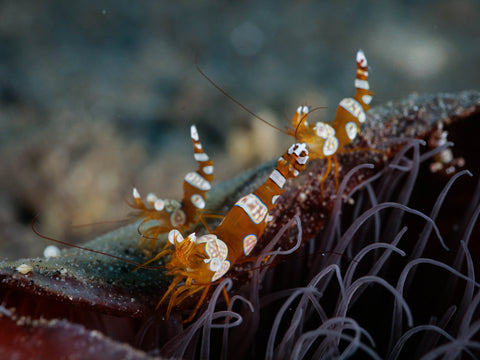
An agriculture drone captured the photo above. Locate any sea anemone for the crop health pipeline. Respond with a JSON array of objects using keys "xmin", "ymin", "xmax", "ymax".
[{"xmin": 0, "ymin": 91, "xmax": 479, "ymax": 359}]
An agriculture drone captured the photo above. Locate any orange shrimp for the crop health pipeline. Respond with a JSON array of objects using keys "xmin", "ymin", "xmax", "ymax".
[
  {"xmin": 288, "ymin": 50, "xmax": 374, "ymax": 191},
  {"xmin": 196, "ymin": 50, "xmax": 373, "ymax": 194},
  {"xmin": 131, "ymin": 125, "xmax": 215, "ymax": 248},
  {"xmin": 144, "ymin": 142, "xmax": 309, "ymax": 322}
]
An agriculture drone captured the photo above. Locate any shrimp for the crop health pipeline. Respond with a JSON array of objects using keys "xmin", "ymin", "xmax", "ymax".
[
  {"xmin": 196, "ymin": 50, "xmax": 373, "ymax": 194},
  {"xmin": 288, "ymin": 50, "xmax": 373, "ymax": 191},
  {"xmin": 144, "ymin": 142, "xmax": 309, "ymax": 322},
  {"xmin": 131, "ymin": 125, "xmax": 215, "ymax": 248}
]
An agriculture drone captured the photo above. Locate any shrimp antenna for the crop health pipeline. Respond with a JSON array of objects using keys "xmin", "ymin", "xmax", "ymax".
[
  {"xmin": 294, "ymin": 106, "xmax": 327, "ymax": 140},
  {"xmin": 194, "ymin": 54, "xmax": 290, "ymax": 135},
  {"xmin": 31, "ymin": 215, "xmax": 162, "ymax": 270}
]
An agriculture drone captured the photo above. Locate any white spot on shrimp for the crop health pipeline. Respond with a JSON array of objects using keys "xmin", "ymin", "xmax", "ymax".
[
  {"xmin": 362, "ymin": 94, "xmax": 372, "ymax": 105},
  {"xmin": 194, "ymin": 153, "xmax": 209, "ymax": 162},
  {"xmin": 243, "ymin": 234, "xmax": 257, "ymax": 255},
  {"xmin": 203, "ymin": 165, "xmax": 214, "ymax": 175},
  {"xmin": 345, "ymin": 122, "xmax": 358, "ymax": 140},
  {"xmin": 185, "ymin": 172, "xmax": 211, "ymax": 191},
  {"xmin": 269, "ymin": 169, "xmax": 286, "ymax": 188},
  {"xmin": 209, "ymin": 258, "xmax": 222, "ymax": 272},
  {"xmin": 289, "ymin": 143, "xmax": 309, "ymax": 164},
  {"xmin": 339, "ymin": 98, "xmax": 366, "ymax": 123},
  {"xmin": 235, "ymin": 193, "xmax": 268, "ymax": 224},
  {"xmin": 356, "ymin": 49, "xmax": 367, "ymax": 67},
  {"xmin": 211, "ymin": 260, "xmax": 231, "ymax": 282},
  {"xmin": 354, "ymin": 79, "xmax": 370, "ymax": 90},
  {"xmin": 205, "ymin": 237, "xmax": 229, "ymax": 260},
  {"xmin": 323, "ymin": 136, "xmax": 339, "ymax": 156},
  {"xmin": 314, "ymin": 122, "xmax": 335, "ymax": 139},
  {"xmin": 191, "ymin": 194, "xmax": 206, "ymax": 209},
  {"xmin": 190, "ymin": 125, "xmax": 199, "ymax": 141}
]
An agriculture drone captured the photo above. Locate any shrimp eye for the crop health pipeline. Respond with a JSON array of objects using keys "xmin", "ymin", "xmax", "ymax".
[
  {"xmin": 146, "ymin": 193, "xmax": 158, "ymax": 206},
  {"xmin": 168, "ymin": 229, "xmax": 183, "ymax": 244},
  {"xmin": 154, "ymin": 199, "xmax": 165, "ymax": 211}
]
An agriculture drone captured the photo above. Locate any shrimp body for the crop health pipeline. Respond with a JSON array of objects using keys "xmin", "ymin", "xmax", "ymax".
[
  {"xmin": 289, "ymin": 50, "xmax": 373, "ymax": 160},
  {"xmin": 156, "ymin": 143, "xmax": 309, "ymax": 320},
  {"xmin": 132, "ymin": 125, "xmax": 214, "ymax": 246}
]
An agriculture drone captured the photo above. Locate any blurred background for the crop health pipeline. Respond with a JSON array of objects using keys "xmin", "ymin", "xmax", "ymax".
[{"xmin": 1, "ymin": 0, "xmax": 479, "ymax": 258}]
